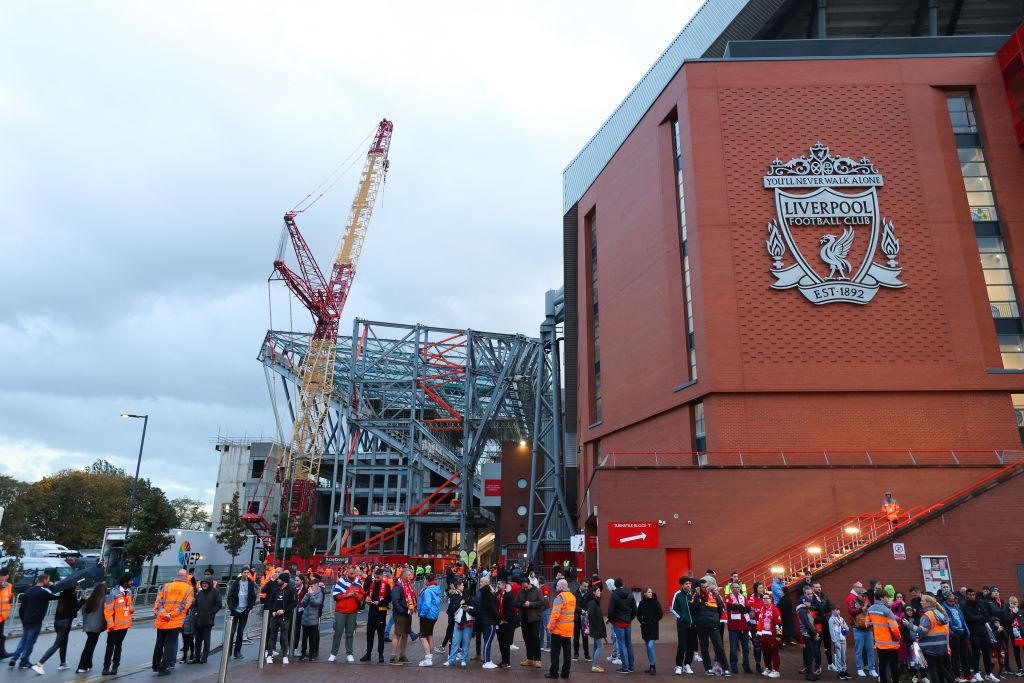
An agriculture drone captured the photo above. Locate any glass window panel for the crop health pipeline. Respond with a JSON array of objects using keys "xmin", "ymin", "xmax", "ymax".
[
  {"xmin": 971, "ymin": 206, "xmax": 998, "ymax": 221},
  {"xmin": 987, "ymin": 285, "xmax": 1018, "ymax": 301},
  {"xmin": 983, "ymin": 269, "xmax": 1013, "ymax": 285},
  {"xmin": 949, "ymin": 112, "xmax": 971, "ymax": 130},
  {"xmin": 991, "ymin": 302, "xmax": 1019, "ymax": 318},
  {"xmin": 963, "ymin": 176, "xmax": 992, "ymax": 192},
  {"xmin": 976, "ymin": 237, "xmax": 1006, "ymax": 252},
  {"xmin": 999, "ymin": 335, "xmax": 1024, "ymax": 352},
  {"xmin": 946, "ymin": 95, "xmax": 968, "ymax": 111},
  {"xmin": 960, "ymin": 162, "xmax": 988, "ymax": 178},
  {"xmin": 958, "ymin": 147, "xmax": 984, "ymax": 163},
  {"xmin": 980, "ymin": 253, "xmax": 1007, "ymax": 268},
  {"xmin": 1002, "ymin": 353, "xmax": 1024, "ymax": 370},
  {"xmin": 1012, "ymin": 394, "xmax": 1024, "ymax": 427},
  {"xmin": 967, "ymin": 191, "xmax": 996, "ymax": 207}
]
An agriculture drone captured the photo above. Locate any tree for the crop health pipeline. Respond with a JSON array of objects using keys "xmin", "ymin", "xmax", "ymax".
[
  {"xmin": 169, "ymin": 497, "xmax": 210, "ymax": 531},
  {"xmin": 291, "ymin": 512, "xmax": 315, "ymax": 560},
  {"xmin": 0, "ymin": 474, "xmax": 31, "ymax": 556},
  {"xmin": 84, "ymin": 459, "xmax": 128, "ymax": 477},
  {"xmin": 125, "ymin": 487, "xmax": 176, "ymax": 565},
  {"xmin": 215, "ymin": 492, "xmax": 249, "ymax": 577},
  {"xmin": 15, "ymin": 468, "xmax": 134, "ymax": 549}
]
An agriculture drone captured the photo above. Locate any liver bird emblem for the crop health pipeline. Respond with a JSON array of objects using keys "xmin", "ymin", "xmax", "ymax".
[{"xmin": 819, "ymin": 228, "xmax": 855, "ymax": 280}]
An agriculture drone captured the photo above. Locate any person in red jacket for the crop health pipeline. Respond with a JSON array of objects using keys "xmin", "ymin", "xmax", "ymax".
[
  {"xmin": 754, "ymin": 587, "xmax": 783, "ymax": 678},
  {"xmin": 726, "ymin": 582, "xmax": 754, "ymax": 674},
  {"xmin": 328, "ymin": 566, "xmax": 364, "ymax": 663}
]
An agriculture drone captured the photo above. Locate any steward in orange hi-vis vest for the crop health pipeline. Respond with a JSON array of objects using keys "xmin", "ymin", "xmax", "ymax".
[
  {"xmin": 154, "ymin": 576, "xmax": 195, "ymax": 630},
  {"xmin": 104, "ymin": 586, "xmax": 134, "ymax": 631},
  {"xmin": 548, "ymin": 590, "xmax": 576, "ymax": 637}
]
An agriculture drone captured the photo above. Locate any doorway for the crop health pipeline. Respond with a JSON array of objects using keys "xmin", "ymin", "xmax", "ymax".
[{"xmin": 665, "ymin": 547, "xmax": 692, "ymax": 604}]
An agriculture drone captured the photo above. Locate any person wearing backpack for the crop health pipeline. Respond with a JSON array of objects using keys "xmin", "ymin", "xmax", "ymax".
[
  {"xmin": 608, "ymin": 578, "xmax": 638, "ymax": 674},
  {"xmin": 848, "ymin": 584, "xmax": 877, "ymax": 677}
]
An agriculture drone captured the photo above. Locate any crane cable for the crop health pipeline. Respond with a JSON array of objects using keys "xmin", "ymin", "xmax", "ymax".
[{"xmin": 290, "ymin": 126, "xmax": 376, "ymax": 214}]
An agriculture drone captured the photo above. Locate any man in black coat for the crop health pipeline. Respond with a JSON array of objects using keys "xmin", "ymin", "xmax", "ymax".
[
  {"xmin": 191, "ymin": 578, "xmax": 223, "ymax": 663},
  {"xmin": 226, "ymin": 568, "xmax": 258, "ymax": 659},
  {"xmin": 263, "ymin": 573, "xmax": 296, "ymax": 665},
  {"xmin": 7, "ymin": 573, "xmax": 58, "ymax": 669},
  {"xmin": 573, "ymin": 580, "xmax": 592, "ymax": 661},
  {"xmin": 962, "ymin": 588, "xmax": 995, "ymax": 679}
]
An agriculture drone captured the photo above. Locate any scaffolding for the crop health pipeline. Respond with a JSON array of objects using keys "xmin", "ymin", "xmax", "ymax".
[{"xmin": 258, "ymin": 319, "xmax": 543, "ymax": 556}]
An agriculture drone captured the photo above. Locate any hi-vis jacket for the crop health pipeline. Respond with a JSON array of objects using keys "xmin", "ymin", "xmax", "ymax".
[
  {"xmin": 866, "ymin": 601, "xmax": 901, "ymax": 650},
  {"xmin": 104, "ymin": 586, "xmax": 134, "ymax": 631},
  {"xmin": 548, "ymin": 591, "xmax": 576, "ymax": 638},
  {"xmin": 154, "ymin": 578, "xmax": 195, "ymax": 630}
]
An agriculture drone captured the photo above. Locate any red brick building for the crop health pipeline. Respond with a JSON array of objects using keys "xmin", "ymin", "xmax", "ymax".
[{"xmin": 562, "ymin": 1, "xmax": 1024, "ymax": 599}]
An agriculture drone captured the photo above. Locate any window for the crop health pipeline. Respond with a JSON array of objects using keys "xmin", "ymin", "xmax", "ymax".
[
  {"xmin": 516, "ymin": 505, "xmax": 528, "ymax": 517},
  {"xmin": 671, "ymin": 118, "xmax": 697, "ymax": 381},
  {"xmin": 946, "ymin": 93, "xmax": 979, "ymax": 134},
  {"xmin": 946, "ymin": 92, "xmax": 1023, "ymax": 369},
  {"xmin": 250, "ymin": 459, "xmax": 265, "ymax": 479},
  {"xmin": 1012, "ymin": 394, "xmax": 1024, "ymax": 428},
  {"xmin": 1000, "ymin": 335, "xmax": 1024, "ymax": 370},
  {"xmin": 587, "ymin": 210, "xmax": 602, "ymax": 421},
  {"xmin": 516, "ymin": 533, "xmax": 527, "ymax": 543},
  {"xmin": 978, "ymin": 237, "xmax": 1020, "ymax": 318},
  {"xmin": 693, "ymin": 401, "xmax": 706, "ymax": 453},
  {"xmin": 516, "ymin": 478, "xmax": 528, "ymax": 489}
]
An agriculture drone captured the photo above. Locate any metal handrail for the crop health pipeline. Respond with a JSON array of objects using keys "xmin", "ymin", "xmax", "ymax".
[
  {"xmin": 599, "ymin": 449, "xmax": 1015, "ymax": 469},
  {"xmin": 734, "ymin": 461, "xmax": 1024, "ymax": 591}
]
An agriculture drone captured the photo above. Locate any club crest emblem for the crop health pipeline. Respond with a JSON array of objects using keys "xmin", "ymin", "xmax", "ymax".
[{"xmin": 763, "ymin": 142, "xmax": 905, "ymax": 305}]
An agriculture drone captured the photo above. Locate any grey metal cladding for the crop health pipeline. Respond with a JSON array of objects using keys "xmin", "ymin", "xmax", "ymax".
[{"xmin": 561, "ymin": 0, "xmax": 755, "ymax": 214}]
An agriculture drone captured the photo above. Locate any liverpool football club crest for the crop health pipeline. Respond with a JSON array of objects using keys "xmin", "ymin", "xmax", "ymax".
[{"xmin": 763, "ymin": 142, "xmax": 905, "ymax": 305}]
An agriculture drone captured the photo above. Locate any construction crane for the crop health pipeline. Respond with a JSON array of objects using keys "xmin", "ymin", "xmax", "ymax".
[{"xmin": 243, "ymin": 119, "xmax": 393, "ymax": 548}]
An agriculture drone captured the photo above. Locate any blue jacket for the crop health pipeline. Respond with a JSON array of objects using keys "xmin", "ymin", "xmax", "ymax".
[
  {"xmin": 940, "ymin": 601, "xmax": 969, "ymax": 636},
  {"xmin": 771, "ymin": 578, "xmax": 784, "ymax": 606},
  {"xmin": 418, "ymin": 582, "xmax": 441, "ymax": 621}
]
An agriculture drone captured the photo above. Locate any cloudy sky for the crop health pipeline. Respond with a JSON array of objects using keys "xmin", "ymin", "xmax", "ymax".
[{"xmin": 0, "ymin": 1, "xmax": 703, "ymax": 504}]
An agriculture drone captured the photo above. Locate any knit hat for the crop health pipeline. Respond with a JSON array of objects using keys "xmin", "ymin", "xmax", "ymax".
[{"xmin": 278, "ymin": 572, "xmax": 290, "ymax": 583}]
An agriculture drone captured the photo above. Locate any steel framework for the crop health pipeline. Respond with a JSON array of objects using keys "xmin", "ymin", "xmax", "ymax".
[
  {"xmin": 526, "ymin": 288, "xmax": 574, "ymax": 561},
  {"xmin": 259, "ymin": 319, "xmax": 542, "ymax": 555}
]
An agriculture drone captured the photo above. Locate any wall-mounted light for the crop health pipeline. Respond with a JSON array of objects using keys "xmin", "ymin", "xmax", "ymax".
[{"xmin": 807, "ymin": 546, "xmax": 822, "ymax": 554}]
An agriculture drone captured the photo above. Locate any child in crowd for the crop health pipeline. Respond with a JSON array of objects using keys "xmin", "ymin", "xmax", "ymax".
[{"xmin": 829, "ymin": 606, "xmax": 850, "ymax": 680}]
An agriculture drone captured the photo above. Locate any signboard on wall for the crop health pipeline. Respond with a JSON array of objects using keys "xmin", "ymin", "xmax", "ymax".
[
  {"xmin": 608, "ymin": 522, "xmax": 658, "ymax": 549},
  {"xmin": 921, "ymin": 555, "xmax": 953, "ymax": 594},
  {"xmin": 480, "ymin": 462, "xmax": 501, "ymax": 506},
  {"xmin": 892, "ymin": 542, "xmax": 907, "ymax": 561},
  {"xmin": 570, "ymin": 534, "xmax": 585, "ymax": 552}
]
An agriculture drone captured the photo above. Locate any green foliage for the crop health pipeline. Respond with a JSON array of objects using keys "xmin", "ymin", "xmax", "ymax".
[
  {"xmin": 169, "ymin": 497, "xmax": 210, "ymax": 531},
  {"xmin": 291, "ymin": 513, "xmax": 315, "ymax": 559},
  {"xmin": 0, "ymin": 475, "xmax": 31, "ymax": 556},
  {"xmin": 124, "ymin": 487, "xmax": 176, "ymax": 564},
  {"xmin": 215, "ymin": 492, "xmax": 249, "ymax": 575}
]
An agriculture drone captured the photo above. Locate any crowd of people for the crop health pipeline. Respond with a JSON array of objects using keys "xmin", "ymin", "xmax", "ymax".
[{"xmin": 3, "ymin": 560, "xmax": 1022, "ymax": 683}]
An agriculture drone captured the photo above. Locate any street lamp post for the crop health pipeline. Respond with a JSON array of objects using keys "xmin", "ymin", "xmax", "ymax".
[{"xmin": 120, "ymin": 413, "xmax": 149, "ymax": 544}]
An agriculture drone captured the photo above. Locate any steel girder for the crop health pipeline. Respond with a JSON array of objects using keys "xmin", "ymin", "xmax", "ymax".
[
  {"xmin": 526, "ymin": 288, "xmax": 575, "ymax": 561},
  {"xmin": 259, "ymin": 319, "xmax": 541, "ymax": 555}
]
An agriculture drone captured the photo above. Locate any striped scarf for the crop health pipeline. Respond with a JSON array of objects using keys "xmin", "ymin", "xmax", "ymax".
[{"xmin": 401, "ymin": 578, "xmax": 417, "ymax": 612}]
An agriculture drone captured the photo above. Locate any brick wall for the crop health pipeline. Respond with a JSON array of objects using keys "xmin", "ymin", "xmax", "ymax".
[
  {"xmin": 586, "ymin": 465, "xmax": 1007, "ymax": 604},
  {"xmin": 819, "ymin": 470, "xmax": 1024, "ymax": 601}
]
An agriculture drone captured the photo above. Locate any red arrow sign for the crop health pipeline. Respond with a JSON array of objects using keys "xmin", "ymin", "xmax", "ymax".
[{"xmin": 607, "ymin": 522, "xmax": 658, "ymax": 549}]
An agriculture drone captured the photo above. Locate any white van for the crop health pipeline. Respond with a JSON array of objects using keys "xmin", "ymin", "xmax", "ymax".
[{"xmin": 0, "ymin": 556, "xmax": 75, "ymax": 592}]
